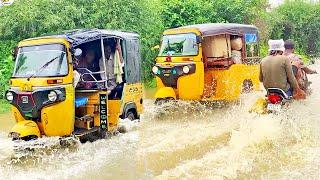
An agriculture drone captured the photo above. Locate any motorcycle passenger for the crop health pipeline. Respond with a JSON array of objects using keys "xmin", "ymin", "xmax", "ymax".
[
  {"xmin": 284, "ymin": 40, "xmax": 316, "ymax": 92},
  {"xmin": 284, "ymin": 40, "xmax": 317, "ymax": 75},
  {"xmin": 259, "ymin": 39, "xmax": 306, "ymax": 99}
]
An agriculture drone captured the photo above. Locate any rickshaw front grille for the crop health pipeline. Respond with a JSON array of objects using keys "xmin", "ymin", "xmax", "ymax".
[{"xmin": 8, "ymin": 87, "xmax": 66, "ymax": 120}]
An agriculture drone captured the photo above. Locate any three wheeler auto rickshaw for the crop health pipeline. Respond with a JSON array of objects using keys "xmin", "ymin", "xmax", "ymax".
[
  {"xmin": 153, "ymin": 23, "xmax": 260, "ymax": 103},
  {"xmin": 5, "ymin": 29, "xmax": 143, "ymax": 142}
]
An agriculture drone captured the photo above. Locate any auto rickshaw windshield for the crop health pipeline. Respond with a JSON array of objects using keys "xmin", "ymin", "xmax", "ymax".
[
  {"xmin": 159, "ymin": 33, "xmax": 198, "ymax": 57},
  {"xmin": 13, "ymin": 44, "xmax": 68, "ymax": 78}
]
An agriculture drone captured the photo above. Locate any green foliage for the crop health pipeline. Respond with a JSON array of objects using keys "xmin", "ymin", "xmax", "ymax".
[
  {"xmin": 299, "ymin": 54, "xmax": 310, "ymax": 65},
  {"xmin": 0, "ymin": 99, "xmax": 10, "ymax": 114},
  {"xmin": 0, "ymin": 0, "xmax": 163, "ymax": 97},
  {"xmin": 160, "ymin": 0, "xmax": 269, "ymax": 29},
  {"xmin": 260, "ymin": 44, "xmax": 269, "ymax": 58},
  {"xmin": 0, "ymin": 56, "xmax": 14, "ymax": 98},
  {"xmin": 270, "ymin": 1, "xmax": 320, "ymax": 56},
  {"xmin": 0, "ymin": 0, "xmax": 318, "ymax": 100},
  {"xmin": 0, "ymin": 43, "xmax": 14, "ymax": 98},
  {"xmin": 160, "ymin": 0, "xmax": 213, "ymax": 28},
  {"xmin": 212, "ymin": 0, "xmax": 269, "ymax": 24},
  {"xmin": 144, "ymin": 78, "xmax": 157, "ymax": 89}
]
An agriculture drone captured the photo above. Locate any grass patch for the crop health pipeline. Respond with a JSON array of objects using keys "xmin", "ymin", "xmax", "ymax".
[{"xmin": 0, "ymin": 99, "xmax": 10, "ymax": 114}]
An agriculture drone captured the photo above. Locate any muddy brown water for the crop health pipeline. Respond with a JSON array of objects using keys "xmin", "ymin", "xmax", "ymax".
[{"xmin": 1, "ymin": 63, "xmax": 320, "ymax": 179}]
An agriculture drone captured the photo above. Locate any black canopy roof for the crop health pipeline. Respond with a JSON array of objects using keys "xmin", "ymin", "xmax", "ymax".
[
  {"xmin": 23, "ymin": 29, "xmax": 139, "ymax": 47},
  {"xmin": 171, "ymin": 23, "xmax": 258, "ymax": 37},
  {"xmin": 66, "ymin": 29, "xmax": 139, "ymax": 47}
]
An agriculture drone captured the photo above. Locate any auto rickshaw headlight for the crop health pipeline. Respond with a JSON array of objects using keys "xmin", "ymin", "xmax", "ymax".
[
  {"xmin": 6, "ymin": 91, "xmax": 13, "ymax": 101},
  {"xmin": 182, "ymin": 66, "xmax": 190, "ymax": 74},
  {"xmin": 152, "ymin": 66, "xmax": 159, "ymax": 74},
  {"xmin": 48, "ymin": 91, "xmax": 58, "ymax": 102}
]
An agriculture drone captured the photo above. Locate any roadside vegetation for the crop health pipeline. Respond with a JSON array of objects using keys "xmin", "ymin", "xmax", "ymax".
[
  {"xmin": 0, "ymin": 99, "xmax": 10, "ymax": 114},
  {"xmin": 0, "ymin": 0, "xmax": 319, "ymax": 100}
]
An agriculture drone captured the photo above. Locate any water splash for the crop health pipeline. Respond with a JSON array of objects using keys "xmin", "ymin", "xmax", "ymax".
[{"xmin": 0, "ymin": 60, "xmax": 319, "ymax": 179}]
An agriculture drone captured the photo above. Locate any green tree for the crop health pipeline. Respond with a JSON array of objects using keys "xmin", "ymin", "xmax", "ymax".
[
  {"xmin": 270, "ymin": 1, "xmax": 320, "ymax": 56},
  {"xmin": 0, "ymin": 0, "xmax": 318, "ymax": 99},
  {"xmin": 0, "ymin": 0, "xmax": 163, "ymax": 96},
  {"xmin": 160, "ymin": 0, "xmax": 214, "ymax": 28},
  {"xmin": 212, "ymin": 0, "xmax": 269, "ymax": 24}
]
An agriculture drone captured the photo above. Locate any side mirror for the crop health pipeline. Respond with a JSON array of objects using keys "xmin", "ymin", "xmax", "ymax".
[
  {"xmin": 196, "ymin": 36, "xmax": 202, "ymax": 44},
  {"xmin": 74, "ymin": 48, "xmax": 82, "ymax": 58},
  {"xmin": 11, "ymin": 47, "xmax": 18, "ymax": 61},
  {"xmin": 151, "ymin": 45, "xmax": 160, "ymax": 50}
]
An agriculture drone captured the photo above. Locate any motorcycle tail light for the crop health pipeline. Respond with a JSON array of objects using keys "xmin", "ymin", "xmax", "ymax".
[{"xmin": 268, "ymin": 93, "xmax": 282, "ymax": 104}]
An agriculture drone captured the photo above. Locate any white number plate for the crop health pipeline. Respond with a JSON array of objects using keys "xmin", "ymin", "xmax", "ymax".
[{"xmin": 267, "ymin": 104, "xmax": 281, "ymax": 112}]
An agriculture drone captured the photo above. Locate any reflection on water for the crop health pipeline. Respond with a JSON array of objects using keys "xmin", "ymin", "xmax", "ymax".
[{"xmin": 0, "ymin": 61, "xmax": 320, "ymax": 179}]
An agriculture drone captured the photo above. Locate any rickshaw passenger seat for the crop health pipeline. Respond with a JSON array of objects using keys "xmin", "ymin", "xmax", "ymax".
[{"xmin": 75, "ymin": 97, "xmax": 89, "ymax": 108}]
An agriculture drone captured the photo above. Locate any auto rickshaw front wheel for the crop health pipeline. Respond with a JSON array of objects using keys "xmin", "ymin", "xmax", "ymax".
[
  {"xmin": 155, "ymin": 97, "xmax": 175, "ymax": 105},
  {"xmin": 9, "ymin": 120, "xmax": 41, "ymax": 141},
  {"xmin": 12, "ymin": 135, "xmax": 38, "ymax": 141}
]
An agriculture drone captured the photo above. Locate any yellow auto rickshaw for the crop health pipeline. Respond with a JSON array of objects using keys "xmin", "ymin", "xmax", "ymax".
[
  {"xmin": 153, "ymin": 23, "xmax": 260, "ymax": 103},
  {"xmin": 5, "ymin": 29, "xmax": 143, "ymax": 142}
]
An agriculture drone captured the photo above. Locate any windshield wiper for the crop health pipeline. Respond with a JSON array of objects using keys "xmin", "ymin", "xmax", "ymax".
[{"xmin": 27, "ymin": 56, "xmax": 60, "ymax": 80}]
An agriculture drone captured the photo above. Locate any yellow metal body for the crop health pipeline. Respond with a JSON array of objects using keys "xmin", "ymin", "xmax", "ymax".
[
  {"xmin": 154, "ymin": 27, "xmax": 260, "ymax": 101},
  {"xmin": 76, "ymin": 83, "xmax": 143, "ymax": 132},
  {"xmin": 9, "ymin": 37, "xmax": 143, "ymax": 139},
  {"xmin": 10, "ymin": 120, "xmax": 41, "ymax": 138},
  {"xmin": 75, "ymin": 91, "xmax": 121, "ymax": 132},
  {"xmin": 40, "ymin": 84, "xmax": 75, "ymax": 136},
  {"xmin": 203, "ymin": 64, "xmax": 260, "ymax": 101},
  {"xmin": 155, "ymin": 87, "xmax": 176, "ymax": 100},
  {"xmin": 121, "ymin": 83, "xmax": 144, "ymax": 116},
  {"xmin": 10, "ymin": 38, "xmax": 75, "ymax": 138}
]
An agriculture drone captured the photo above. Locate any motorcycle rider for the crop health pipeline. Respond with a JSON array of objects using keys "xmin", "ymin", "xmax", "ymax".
[{"xmin": 259, "ymin": 39, "xmax": 306, "ymax": 99}]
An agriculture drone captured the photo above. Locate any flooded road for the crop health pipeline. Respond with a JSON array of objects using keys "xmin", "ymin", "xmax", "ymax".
[{"xmin": 0, "ymin": 62, "xmax": 320, "ymax": 179}]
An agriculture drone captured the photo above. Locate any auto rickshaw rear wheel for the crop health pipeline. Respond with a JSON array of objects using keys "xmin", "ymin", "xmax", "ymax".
[
  {"xmin": 126, "ymin": 111, "xmax": 136, "ymax": 121},
  {"xmin": 242, "ymin": 79, "xmax": 253, "ymax": 93}
]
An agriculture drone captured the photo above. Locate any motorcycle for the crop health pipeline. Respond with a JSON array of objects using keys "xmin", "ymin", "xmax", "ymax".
[
  {"xmin": 250, "ymin": 63, "xmax": 314, "ymax": 114},
  {"xmin": 265, "ymin": 88, "xmax": 292, "ymax": 113},
  {"xmin": 249, "ymin": 88, "xmax": 293, "ymax": 114}
]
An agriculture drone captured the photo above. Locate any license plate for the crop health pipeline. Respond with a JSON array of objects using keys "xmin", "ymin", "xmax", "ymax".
[{"xmin": 267, "ymin": 104, "xmax": 281, "ymax": 112}]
